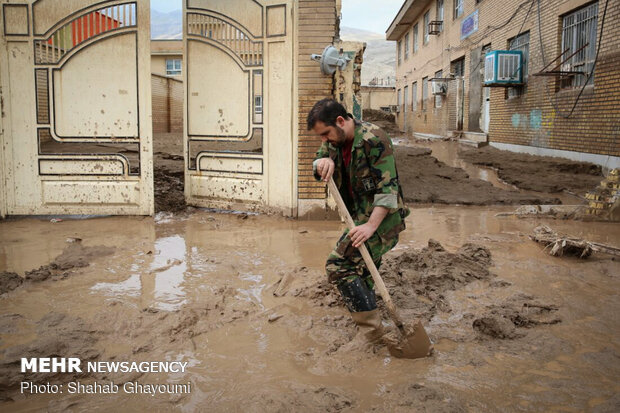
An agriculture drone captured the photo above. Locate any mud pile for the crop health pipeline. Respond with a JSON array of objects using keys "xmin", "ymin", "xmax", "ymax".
[
  {"xmin": 394, "ymin": 146, "xmax": 560, "ymax": 205},
  {"xmin": 363, "ymin": 109, "xmax": 400, "ymax": 135},
  {"xmin": 272, "ymin": 240, "xmax": 561, "ymax": 351},
  {"xmin": 459, "ymin": 146, "xmax": 603, "ymax": 195},
  {"xmin": 0, "ymin": 240, "xmax": 114, "ymax": 294},
  {"xmin": 380, "ymin": 240, "xmax": 494, "ymax": 319}
]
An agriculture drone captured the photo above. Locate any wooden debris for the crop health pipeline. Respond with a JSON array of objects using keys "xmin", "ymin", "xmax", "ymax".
[{"xmin": 530, "ymin": 225, "xmax": 620, "ymax": 259}]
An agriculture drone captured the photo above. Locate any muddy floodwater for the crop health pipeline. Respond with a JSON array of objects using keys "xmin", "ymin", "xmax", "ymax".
[{"xmin": 1, "ymin": 206, "xmax": 619, "ymax": 412}]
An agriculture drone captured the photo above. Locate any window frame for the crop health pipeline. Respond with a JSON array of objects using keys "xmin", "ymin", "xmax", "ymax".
[
  {"xmin": 422, "ymin": 76, "xmax": 428, "ymax": 110},
  {"xmin": 559, "ymin": 2, "xmax": 598, "ymax": 89},
  {"xmin": 413, "ymin": 23, "xmax": 419, "ymax": 53},
  {"xmin": 166, "ymin": 58, "xmax": 182, "ymax": 76},
  {"xmin": 454, "ymin": 0, "xmax": 464, "ymax": 19},
  {"xmin": 405, "ymin": 32, "xmax": 410, "ymax": 60},
  {"xmin": 451, "ymin": 57, "xmax": 465, "ymax": 77},
  {"xmin": 398, "ymin": 40, "xmax": 402, "ymax": 65},
  {"xmin": 423, "ymin": 11, "xmax": 430, "ymax": 44},
  {"xmin": 412, "ymin": 81, "xmax": 418, "ymax": 111},
  {"xmin": 437, "ymin": 0, "xmax": 444, "ymax": 33},
  {"xmin": 507, "ymin": 31, "xmax": 530, "ymax": 98},
  {"xmin": 434, "ymin": 70, "xmax": 443, "ymax": 108}
]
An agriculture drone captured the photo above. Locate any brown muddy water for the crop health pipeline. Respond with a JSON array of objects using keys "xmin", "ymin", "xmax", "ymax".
[{"xmin": 0, "ymin": 207, "xmax": 619, "ymax": 412}]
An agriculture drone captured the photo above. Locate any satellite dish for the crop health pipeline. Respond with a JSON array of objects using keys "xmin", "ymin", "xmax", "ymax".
[{"xmin": 310, "ymin": 45, "xmax": 351, "ymax": 75}]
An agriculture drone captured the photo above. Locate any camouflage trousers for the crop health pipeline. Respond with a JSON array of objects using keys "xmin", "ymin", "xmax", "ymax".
[{"xmin": 325, "ymin": 229, "xmax": 386, "ymax": 289}]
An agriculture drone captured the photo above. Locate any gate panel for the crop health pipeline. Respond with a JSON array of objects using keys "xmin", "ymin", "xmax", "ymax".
[
  {"xmin": 0, "ymin": 0, "xmax": 153, "ymax": 215},
  {"xmin": 184, "ymin": 0, "xmax": 295, "ymax": 214}
]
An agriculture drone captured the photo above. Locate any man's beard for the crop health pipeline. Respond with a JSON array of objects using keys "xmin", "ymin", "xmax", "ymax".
[{"xmin": 330, "ymin": 126, "xmax": 347, "ymax": 147}]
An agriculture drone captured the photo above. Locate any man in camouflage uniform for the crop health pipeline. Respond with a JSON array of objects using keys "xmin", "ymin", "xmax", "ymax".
[{"xmin": 307, "ymin": 98, "xmax": 409, "ymax": 345}]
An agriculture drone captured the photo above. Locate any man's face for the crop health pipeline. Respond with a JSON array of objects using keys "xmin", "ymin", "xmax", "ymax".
[{"xmin": 312, "ymin": 119, "xmax": 347, "ymax": 147}]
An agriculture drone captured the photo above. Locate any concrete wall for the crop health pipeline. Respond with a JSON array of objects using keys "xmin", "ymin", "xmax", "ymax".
[
  {"xmin": 151, "ymin": 74, "xmax": 183, "ymax": 134},
  {"xmin": 390, "ymin": 0, "xmax": 620, "ymax": 158},
  {"xmin": 361, "ymin": 86, "xmax": 396, "ymax": 111}
]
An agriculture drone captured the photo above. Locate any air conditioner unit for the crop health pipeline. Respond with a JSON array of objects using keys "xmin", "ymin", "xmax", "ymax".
[
  {"xmin": 484, "ymin": 50, "xmax": 523, "ymax": 86},
  {"xmin": 431, "ymin": 80, "xmax": 447, "ymax": 95}
]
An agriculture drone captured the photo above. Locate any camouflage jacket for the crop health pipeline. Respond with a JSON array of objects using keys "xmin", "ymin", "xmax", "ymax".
[{"xmin": 313, "ymin": 121, "xmax": 410, "ymax": 252}]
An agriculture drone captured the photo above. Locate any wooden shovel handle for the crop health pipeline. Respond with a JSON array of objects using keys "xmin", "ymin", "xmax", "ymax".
[{"xmin": 327, "ymin": 179, "xmax": 406, "ymax": 331}]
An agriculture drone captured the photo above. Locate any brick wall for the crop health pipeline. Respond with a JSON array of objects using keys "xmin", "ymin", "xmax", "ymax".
[
  {"xmin": 151, "ymin": 74, "xmax": 183, "ymax": 134},
  {"xmin": 297, "ymin": 0, "xmax": 338, "ymax": 200},
  {"xmin": 392, "ymin": 0, "xmax": 619, "ymax": 156},
  {"xmin": 488, "ymin": 0, "xmax": 620, "ymax": 156}
]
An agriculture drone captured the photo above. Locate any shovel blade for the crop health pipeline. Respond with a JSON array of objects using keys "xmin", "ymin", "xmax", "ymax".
[{"xmin": 387, "ymin": 321, "xmax": 433, "ymax": 359}]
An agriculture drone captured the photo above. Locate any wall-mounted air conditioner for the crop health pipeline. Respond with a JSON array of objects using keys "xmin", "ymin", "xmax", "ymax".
[
  {"xmin": 484, "ymin": 50, "xmax": 523, "ymax": 86},
  {"xmin": 431, "ymin": 80, "xmax": 447, "ymax": 95}
]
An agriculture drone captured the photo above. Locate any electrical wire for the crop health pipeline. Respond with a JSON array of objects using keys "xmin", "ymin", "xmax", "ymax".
[{"xmin": 537, "ymin": 0, "xmax": 610, "ymax": 119}]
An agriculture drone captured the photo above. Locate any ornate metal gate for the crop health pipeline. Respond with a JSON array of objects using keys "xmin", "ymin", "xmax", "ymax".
[
  {"xmin": 184, "ymin": 0, "xmax": 295, "ymax": 215},
  {"xmin": 0, "ymin": 0, "xmax": 153, "ymax": 216}
]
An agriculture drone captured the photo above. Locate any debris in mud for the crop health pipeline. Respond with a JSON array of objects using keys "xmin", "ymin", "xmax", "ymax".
[
  {"xmin": 496, "ymin": 204, "xmax": 585, "ymax": 220},
  {"xmin": 2, "ymin": 240, "xmax": 115, "ymax": 292},
  {"xmin": 154, "ymin": 167, "xmax": 186, "ymax": 213},
  {"xmin": 474, "ymin": 293, "xmax": 561, "ymax": 340},
  {"xmin": 473, "ymin": 316, "xmax": 519, "ymax": 339},
  {"xmin": 394, "ymin": 146, "xmax": 560, "ymax": 205},
  {"xmin": 530, "ymin": 225, "xmax": 620, "ymax": 258},
  {"xmin": 459, "ymin": 146, "xmax": 603, "ymax": 195},
  {"xmin": 0, "ymin": 272, "xmax": 22, "ymax": 294}
]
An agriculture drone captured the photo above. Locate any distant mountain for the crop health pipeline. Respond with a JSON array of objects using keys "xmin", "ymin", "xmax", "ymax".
[
  {"xmin": 149, "ymin": 12, "xmax": 396, "ymax": 86},
  {"xmin": 340, "ymin": 27, "xmax": 395, "ymax": 86},
  {"xmin": 151, "ymin": 9, "xmax": 182, "ymax": 39}
]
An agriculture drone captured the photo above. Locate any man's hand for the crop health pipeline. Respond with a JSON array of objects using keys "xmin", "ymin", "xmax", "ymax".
[
  {"xmin": 348, "ymin": 206, "xmax": 389, "ymax": 248},
  {"xmin": 316, "ymin": 158, "xmax": 335, "ymax": 182},
  {"xmin": 348, "ymin": 222, "xmax": 378, "ymax": 248}
]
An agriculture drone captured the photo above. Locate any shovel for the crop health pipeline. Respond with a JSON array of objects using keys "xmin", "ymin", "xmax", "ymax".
[{"xmin": 327, "ymin": 178, "xmax": 432, "ymax": 359}]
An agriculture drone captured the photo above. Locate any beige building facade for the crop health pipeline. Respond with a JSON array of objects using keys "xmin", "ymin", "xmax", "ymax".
[
  {"xmin": 361, "ymin": 86, "xmax": 397, "ymax": 113},
  {"xmin": 151, "ymin": 39, "xmax": 183, "ymax": 79},
  {"xmin": 388, "ymin": 0, "xmax": 619, "ymax": 167}
]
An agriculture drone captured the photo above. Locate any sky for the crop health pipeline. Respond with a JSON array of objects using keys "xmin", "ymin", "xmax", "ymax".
[{"xmin": 150, "ymin": 0, "xmax": 404, "ymax": 34}]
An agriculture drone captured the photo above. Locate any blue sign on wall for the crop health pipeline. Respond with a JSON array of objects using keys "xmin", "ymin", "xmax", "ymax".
[{"xmin": 461, "ymin": 10, "xmax": 479, "ymax": 40}]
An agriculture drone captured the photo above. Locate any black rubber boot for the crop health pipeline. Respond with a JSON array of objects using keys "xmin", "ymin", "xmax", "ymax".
[{"xmin": 336, "ymin": 276, "xmax": 377, "ymax": 312}]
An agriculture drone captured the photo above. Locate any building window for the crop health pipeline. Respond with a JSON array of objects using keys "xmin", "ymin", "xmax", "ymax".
[
  {"xmin": 412, "ymin": 82, "xmax": 417, "ymax": 111},
  {"xmin": 423, "ymin": 11, "xmax": 430, "ymax": 44},
  {"xmin": 560, "ymin": 2, "xmax": 598, "ymax": 89},
  {"xmin": 451, "ymin": 57, "xmax": 465, "ymax": 77},
  {"xmin": 405, "ymin": 33, "xmax": 410, "ymax": 60},
  {"xmin": 398, "ymin": 40, "xmax": 402, "ymax": 65},
  {"xmin": 166, "ymin": 59, "xmax": 181, "ymax": 76},
  {"xmin": 422, "ymin": 77, "xmax": 428, "ymax": 110},
  {"xmin": 397, "ymin": 88, "xmax": 401, "ymax": 109},
  {"xmin": 454, "ymin": 0, "xmax": 464, "ymax": 19},
  {"xmin": 508, "ymin": 31, "xmax": 530, "ymax": 98},
  {"xmin": 404, "ymin": 85, "xmax": 409, "ymax": 114},
  {"xmin": 434, "ymin": 70, "xmax": 443, "ymax": 108},
  {"xmin": 436, "ymin": 0, "xmax": 444, "ymax": 33},
  {"xmin": 413, "ymin": 23, "xmax": 419, "ymax": 53}
]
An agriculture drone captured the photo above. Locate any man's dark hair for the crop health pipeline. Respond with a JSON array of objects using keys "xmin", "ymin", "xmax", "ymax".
[{"xmin": 306, "ymin": 98, "xmax": 349, "ymax": 130}]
